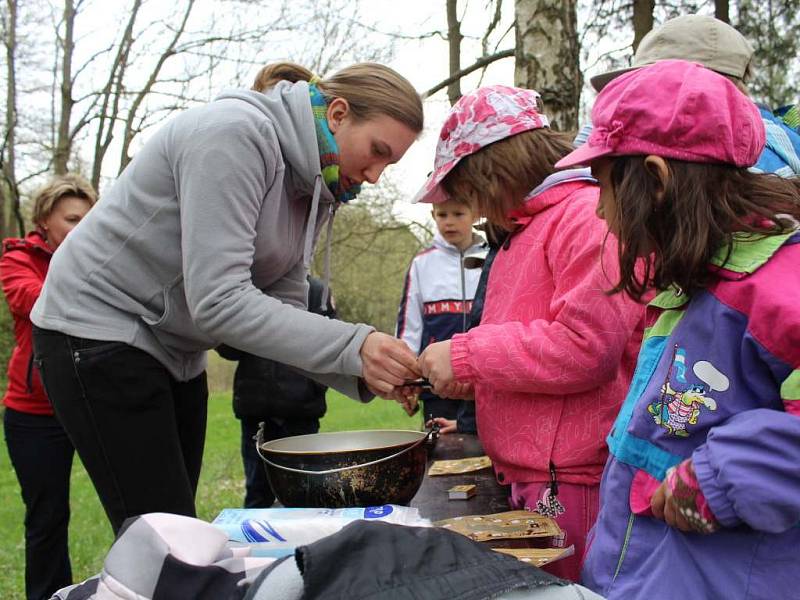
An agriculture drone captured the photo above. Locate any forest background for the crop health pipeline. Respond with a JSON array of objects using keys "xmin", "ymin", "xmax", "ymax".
[
  {"xmin": 0, "ymin": 1, "xmax": 797, "ymax": 596},
  {"xmin": 1, "ymin": 0, "xmax": 797, "ymax": 383}
]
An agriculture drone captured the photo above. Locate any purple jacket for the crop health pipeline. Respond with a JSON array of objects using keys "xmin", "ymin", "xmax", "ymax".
[{"xmin": 582, "ymin": 232, "xmax": 800, "ymax": 599}]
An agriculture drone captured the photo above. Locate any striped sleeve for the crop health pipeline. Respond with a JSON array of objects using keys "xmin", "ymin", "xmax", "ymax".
[{"xmin": 396, "ymin": 258, "xmax": 424, "ymax": 354}]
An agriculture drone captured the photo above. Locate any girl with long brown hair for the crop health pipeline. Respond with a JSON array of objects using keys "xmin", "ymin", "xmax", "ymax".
[{"xmin": 556, "ymin": 60, "xmax": 800, "ymax": 600}]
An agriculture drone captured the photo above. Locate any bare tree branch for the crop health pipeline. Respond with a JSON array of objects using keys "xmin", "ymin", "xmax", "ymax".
[
  {"xmin": 422, "ymin": 48, "xmax": 514, "ymax": 98},
  {"xmin": 118, "ymin": 0, "xmax": 196, "ymax": 171}
]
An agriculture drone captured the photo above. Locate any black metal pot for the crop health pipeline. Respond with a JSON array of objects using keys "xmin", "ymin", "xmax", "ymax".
[{"xmin": 256, "ymin": 428, "xmax": 435, "ymax": 508}]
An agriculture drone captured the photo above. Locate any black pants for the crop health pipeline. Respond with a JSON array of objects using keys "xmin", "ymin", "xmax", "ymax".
[
  {"xmin": 241, "ymin": 415, "xmax": 319, "ymax": 508},
  {"xmin": 4, "ymin": 407, "xmax": 74, "ymax": 600},
  {"xmin": 32, "ymin": 327, "xmax": 208, "ymax": 534}
]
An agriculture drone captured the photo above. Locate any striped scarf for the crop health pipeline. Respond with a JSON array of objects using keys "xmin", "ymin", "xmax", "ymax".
[
  {"xmin": 308, "ymin": 83, "xmax": 361, "ymax": 203},
  {"xmin": 779, "ymin": 104, "xmax": 799, "ymax": 132}
]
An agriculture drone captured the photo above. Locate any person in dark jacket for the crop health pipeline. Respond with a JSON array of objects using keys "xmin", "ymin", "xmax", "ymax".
[
  {"xmin": 1, "ymin": 174, "xmax": 96, "ymax": 600},
  {"xmin": 219, "ymin": 276, "xmax": 336, "ymax": 507}
]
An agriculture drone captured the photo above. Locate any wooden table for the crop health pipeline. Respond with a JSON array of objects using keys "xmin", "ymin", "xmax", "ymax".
[
  {"xmin": 411, "ymin": 432, "xmax": 554, "ymax": 550},
  {"xmin": 411, "ymin": 432, "xmax": 511, "ymax": 521}
]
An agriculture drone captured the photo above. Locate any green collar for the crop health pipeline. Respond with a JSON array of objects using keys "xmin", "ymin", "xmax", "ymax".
[
  {"xmin": 649, "ymin": 230, "xmax": 797, "ymax": 309},
  {"xmin": 709, "ymin": 230, "xmax": 796, "ymax": 274}
]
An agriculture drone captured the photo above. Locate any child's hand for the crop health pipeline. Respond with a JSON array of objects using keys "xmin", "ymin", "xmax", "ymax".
[
  {"xmin": 426, "ymin": 417, "xmax": 457, "ymax": 434},
  {"xmin": 650, "ymin": 480, "xmax": 692, "ymax": 532},
  {"xmin": 418, "ymin": 340, "xmax": 455, "ymax": 394},
  {"xmin": 437, "ymin": 381, "xmax": 474, "ymax": 400},
  {"xmin": 651, "ymin": 459, "xmax": 720, "ymax": 534}
]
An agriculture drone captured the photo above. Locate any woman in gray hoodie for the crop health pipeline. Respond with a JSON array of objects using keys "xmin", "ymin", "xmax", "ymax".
[{"xmin": 30, "ymin": 62, "xmax": 424, "ymax": 533}]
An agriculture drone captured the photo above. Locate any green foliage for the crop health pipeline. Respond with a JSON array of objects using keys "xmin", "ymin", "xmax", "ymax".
[
  {"xmin": 314, "ymin": 182, "xmax": 428, "ymax": 335},
  {"xmin": 736, "ymin": 0, "xmax": 800, "ymax": 108},
  {"xmin": 0, "ymin": 389, "xmax": 415, "ymax": 599},
  {"xmin": 0, "ymin": 302, "xmax": 13, "ymax": 392}
]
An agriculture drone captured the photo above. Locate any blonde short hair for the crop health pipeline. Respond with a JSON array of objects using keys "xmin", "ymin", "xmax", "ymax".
[
  {"xmin": 252, "ymin": 62, "xmax": 423, "ymax": 133},
  {"xmin": 32, "ymin": 174, "xmax": 97, "ymax": 227}
]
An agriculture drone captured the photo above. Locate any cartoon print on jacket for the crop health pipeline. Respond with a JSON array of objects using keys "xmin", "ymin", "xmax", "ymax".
[{"xmin": 648, "ymin": 347, "xmax": 729, "ymax": 437}]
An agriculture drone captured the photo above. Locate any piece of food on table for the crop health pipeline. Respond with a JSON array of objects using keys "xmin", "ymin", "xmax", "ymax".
[
  {"xmin": 493, "ymin": 546, "xmax": 574, "ymax": 568},
  {"xmin": 433, "ymin": 510, "xmax": 562, "ymax": 541},
  {"xmin": 428, "ymin": 455, "xmax": 492, "ymax": 476},
  {"xmin": 447, "ymin": 484, "xmax": 477, "ymax": 500}
]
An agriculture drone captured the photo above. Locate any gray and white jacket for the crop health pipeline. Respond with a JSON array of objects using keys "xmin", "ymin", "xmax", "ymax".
[{"xmin": 31, "ymin": 81, "xmax": 372, "ymax": 398}]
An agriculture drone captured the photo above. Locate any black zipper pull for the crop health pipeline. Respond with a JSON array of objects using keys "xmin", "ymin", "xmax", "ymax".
[{"xmin": 549, "ymin": 460, "xmax": 559, "ymax": 497}]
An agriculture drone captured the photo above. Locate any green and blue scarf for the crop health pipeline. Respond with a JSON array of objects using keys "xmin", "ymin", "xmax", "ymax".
[{"xmin": 309, "ymin": 83, "xmax": 361, "ymax": 203}]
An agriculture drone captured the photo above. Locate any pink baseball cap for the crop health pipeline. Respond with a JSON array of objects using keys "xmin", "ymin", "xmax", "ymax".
[
  {"xmin": 556, "ymin": 60, "xmax": 765, "ymax": 170},
  {"xmin": 412, "ymin": 85, "xmax": 550, "ymax": 204}
]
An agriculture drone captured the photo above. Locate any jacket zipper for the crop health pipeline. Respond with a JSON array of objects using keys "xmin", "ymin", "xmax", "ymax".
[
  {"xmin": 611, "ymin": 512, "xmax": 636, "ymax": 583},
  {"xmin": 25, "ymin": 353, "xmax": 35, "ymax": 393},
  {"xmin": 459, "ymin": 249, "xmax": 467, "ymax": 332}
]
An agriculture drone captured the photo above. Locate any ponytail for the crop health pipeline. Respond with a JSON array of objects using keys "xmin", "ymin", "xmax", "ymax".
[{"xmin": 251, "ymin": 62, "xmax": 315, "ymax": 92}]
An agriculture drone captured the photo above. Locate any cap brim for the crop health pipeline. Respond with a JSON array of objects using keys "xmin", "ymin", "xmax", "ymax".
[
  {"xmin": 555, "ymin": 142, "xmax": 613, "ymax": 169},
  {"xmin": 590, "ymin": 65, "xmax": 637, "ymax": 92},
  {"xmin": 411, "ymin": 156, "xmax": 466, "ymax": 204},
  {"xmin": 411, "ymin": 178, "xmax": 449, "ymax": 204}
]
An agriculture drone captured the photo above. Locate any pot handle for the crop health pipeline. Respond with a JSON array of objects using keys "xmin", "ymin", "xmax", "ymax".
[{"xmin": 256, "ymin": 428, "xmax": 437, "ymax": 476}]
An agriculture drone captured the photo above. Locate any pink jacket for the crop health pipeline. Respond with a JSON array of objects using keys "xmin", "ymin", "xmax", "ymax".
[{"xmin": 450, "ymin": 180, "xmax": 644, "ymax": 486}]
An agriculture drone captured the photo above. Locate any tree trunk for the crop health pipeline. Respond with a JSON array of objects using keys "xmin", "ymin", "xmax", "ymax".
[
  {"xmin": 446, "ymin": 0, "xmax": 463, "ymax": 106},
  {"xmin": 715, "ymin": 0, "xmax": 730, "ymax": 23},
  {"xmin": 54, "ymin": 0, "xmax": 75, "ymax": 175},
  {"xmin": 632, "ymin": 0, "xmax": 655, "ymax": 53},
  {"xmin": 514, "ymin": 0, "xmax": 581, "ymax": 132},
  {"xmin": 2, "ymin": 0, "xmax": 22, "ymax": 237}
]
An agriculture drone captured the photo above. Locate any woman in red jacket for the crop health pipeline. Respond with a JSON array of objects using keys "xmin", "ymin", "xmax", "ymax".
[{"xmin": 2, "ymin": 174, "xmax": 96, "ymax": 600}]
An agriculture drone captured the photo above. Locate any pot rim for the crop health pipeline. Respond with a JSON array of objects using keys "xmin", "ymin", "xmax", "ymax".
[{"xmin": 259, "ymin": 429, "xmax": 427, "ymax": 456}]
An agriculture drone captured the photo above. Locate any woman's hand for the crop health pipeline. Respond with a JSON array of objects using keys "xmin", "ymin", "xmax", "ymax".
[
  {"xmin": 418, "ymin": 340, "xmax": 455, "ymax": 395},
  {"xmin": 360, "ymin": 332, "xmax": 420, "ymax": 396}
]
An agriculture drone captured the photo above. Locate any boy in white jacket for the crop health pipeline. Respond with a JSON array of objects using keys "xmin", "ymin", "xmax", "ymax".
[{"xmin": 396, "ymin": 198, "xmax": 484, "ymax": 430}]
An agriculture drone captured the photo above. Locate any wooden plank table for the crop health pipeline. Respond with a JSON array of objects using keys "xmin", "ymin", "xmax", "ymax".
[
  {"xmin": 411, "ymin": 432, "xmax": 553, "ymax": 550},
  {"xmin": 411, "ymin": 432, "xmax": 510, "ymax": 520}
]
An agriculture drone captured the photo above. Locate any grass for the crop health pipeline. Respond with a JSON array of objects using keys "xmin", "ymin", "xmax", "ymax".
[{"xmin": 0, "ymin": 389, "xmax": 419, "ymax": 599}]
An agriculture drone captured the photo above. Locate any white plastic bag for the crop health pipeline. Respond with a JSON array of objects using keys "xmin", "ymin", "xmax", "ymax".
[{"xmin": 212, "ymin": 505, "xmax": 430, "ymax": 557}]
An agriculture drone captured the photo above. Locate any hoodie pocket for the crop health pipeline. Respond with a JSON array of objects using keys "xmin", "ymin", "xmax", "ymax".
[{"xmin": 141, "ymin": 275, "xmax": 215, "ymax": 349}]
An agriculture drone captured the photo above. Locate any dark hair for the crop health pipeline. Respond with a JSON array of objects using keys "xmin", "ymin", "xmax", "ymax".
[
  {"xmin": 606, "ymin": 157, "xmax": 800, "ymax": 300},
  {"xmin": 441, "ymin": 128, "xmax": 574, "ymax": 230},
  {"xmin": 252, "ymin": 61, "xmax": 423, "ymax": 133}
]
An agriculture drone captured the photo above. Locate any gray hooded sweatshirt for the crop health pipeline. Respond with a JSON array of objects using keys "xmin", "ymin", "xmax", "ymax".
[{"xmin": 31, "ymin": 81, "xmax": 373, "ymax": 398}]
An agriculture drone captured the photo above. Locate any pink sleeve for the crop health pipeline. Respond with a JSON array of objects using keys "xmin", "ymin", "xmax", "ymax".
[{"xmin": 451, "ymin": 201, "xmax": 644, "ymax": 394}]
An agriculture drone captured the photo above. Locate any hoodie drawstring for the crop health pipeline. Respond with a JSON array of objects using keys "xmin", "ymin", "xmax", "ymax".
[
  {"xmin": 302, "ymin": 176, "xmax": 322, "ymax": 271},
  {"xmin": 320, "ymin": 204, "xmax": 336, "ymax": 311},
  {"xmin": 302, "ymin": 174, "xmax": 336, "ymax": 311}
]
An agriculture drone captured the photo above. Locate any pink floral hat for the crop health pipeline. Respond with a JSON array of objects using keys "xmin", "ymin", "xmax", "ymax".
[{"xmin": 412, "ymin": 85, "xmax": 550, "ymax": 204}]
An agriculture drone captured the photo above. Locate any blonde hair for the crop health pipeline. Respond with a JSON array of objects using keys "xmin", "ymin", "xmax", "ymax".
[
  {"xmin": 32, "ymin": 174, "xmax": 97, "ymax": 227},
  {"xmin": 252, "ymin": 62, "xmax": 423, "ymax": 133},
  {"xmin": 442, "ymin": 128, "xmax": 574, "ymax": 230}
]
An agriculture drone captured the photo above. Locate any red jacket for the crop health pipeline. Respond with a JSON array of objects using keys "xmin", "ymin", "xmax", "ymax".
[
  {"xmin": 450, "ymin": 181, "xmax": 645, "ymax": 486},
  {"xmin": 1, "ymin": 231, "xmax": 53, "ymax": 415}
]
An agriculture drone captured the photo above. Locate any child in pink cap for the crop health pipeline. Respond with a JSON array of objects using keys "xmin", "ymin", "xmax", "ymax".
[
  {"xmin": 414, "ymin": 85, "xmax": 645, "ymax": 581},
  {"xmin": 556, "ymin": 60, "xmax": 800, "ymax": 599}
]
